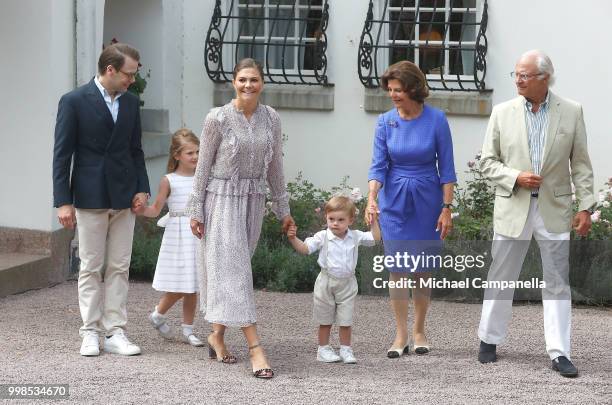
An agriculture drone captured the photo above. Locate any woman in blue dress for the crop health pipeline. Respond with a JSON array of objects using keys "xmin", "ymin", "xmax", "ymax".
[{"xmin": 366, "ymin": 61, "xmax": 456, "ymax": 358}]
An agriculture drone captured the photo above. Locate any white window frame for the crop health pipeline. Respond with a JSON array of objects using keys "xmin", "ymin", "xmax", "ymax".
[
  {"xmin": 225, "ymin": 0, "xmax": 325, "ymax": 76},
  {"xmin": 376, "ymin": 0, "xmax": 483, "ymax": 83}
]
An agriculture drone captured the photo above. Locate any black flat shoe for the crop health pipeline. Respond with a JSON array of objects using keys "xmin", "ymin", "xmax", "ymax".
[
  {"xmin": 387, "ymin": 344, "xmax": 410, "ymax": 358},
  {"xmin": 414, "ymin": 344, "xmax": 430, "ymax": 355},
  {"xmin": 478, "ymin": 340, "xmax": 497, "ymax": 364},
  {"xmin": 552, "ymin": 356, "xmax": 578, "ymax": 378}
]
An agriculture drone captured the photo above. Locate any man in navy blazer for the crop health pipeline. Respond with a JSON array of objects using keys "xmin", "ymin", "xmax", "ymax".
[{"xmin": 53, "ymin": 43, "xmax": 150, "ymax": 357}]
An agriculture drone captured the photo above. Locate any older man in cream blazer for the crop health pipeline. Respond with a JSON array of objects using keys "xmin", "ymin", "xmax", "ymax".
[{"xmin": 477, "ymin": 50, "xmax": 595, "ymax": 378}]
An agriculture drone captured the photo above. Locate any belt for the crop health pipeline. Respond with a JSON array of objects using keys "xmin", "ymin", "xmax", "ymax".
[
  {"xmin": 531, "ymin": 193, "xmax": 539, "ymax": 198},
  {"xmin": 169, "ymin": 211, "xmax": 187, "ymax": 217}
]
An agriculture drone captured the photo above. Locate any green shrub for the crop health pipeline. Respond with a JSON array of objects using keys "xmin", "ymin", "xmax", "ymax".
[
  {"xmin": 450, "ymin": 153, "xmax": 495, "ymax": 240},
  {"xmin": 129, "ymin": 169, "xmax": 612, "ymax": 301},
  {"xmin": 130, "ymin": 215, "xmax": 163, "ymax": 280}
]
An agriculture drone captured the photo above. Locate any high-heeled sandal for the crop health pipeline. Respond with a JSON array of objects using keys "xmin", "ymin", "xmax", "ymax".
[
  {"xmin": 207, "ymin": 332, "xmax": 237, "ymax": 364},
  {"xmin": 249, "ymin": 344, "xmax": 274, "ymax": 379}
]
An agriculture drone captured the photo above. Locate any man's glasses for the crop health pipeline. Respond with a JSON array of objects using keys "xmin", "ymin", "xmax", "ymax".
[
  {"xmin": 119, "ymin": 69, "xmax": 138, "ymax": 79},
  {"xmin": 510, "ymin": 72, "xmax": 542, "ymax": 81}
]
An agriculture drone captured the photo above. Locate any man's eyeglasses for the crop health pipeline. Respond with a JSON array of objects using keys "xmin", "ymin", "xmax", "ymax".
[
  {"xmin": 119, "ymin": 69, "xmax": 138, "ymax": 79},
  {"xmin": 510, "ymin": 72, "xmax": 542, "ymax": 81}
]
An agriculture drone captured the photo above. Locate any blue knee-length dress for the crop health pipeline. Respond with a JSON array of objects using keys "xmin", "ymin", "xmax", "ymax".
[{"xmin": 368, "ymin": 105, "xmax": 457, "ymax": 272}]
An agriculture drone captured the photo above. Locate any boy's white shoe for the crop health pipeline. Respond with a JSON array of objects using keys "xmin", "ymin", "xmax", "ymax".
[
  {"xmin": 317, "ymin": 345, "xmax": 341, "ymax": 363},
  {"xmin": 80, "ymin": 331, "xmax": 100, "ymax": 356},
  {"xmin": 339, "ymin": 346, "xmax": 357, "ymax": 364},
  {"xmin": 182, "ymin": 334, "xmax": 205, "ymax": 347},
  {"xmin": 104, "ymin": 330, "xmax": 141, "ymax": 356}
]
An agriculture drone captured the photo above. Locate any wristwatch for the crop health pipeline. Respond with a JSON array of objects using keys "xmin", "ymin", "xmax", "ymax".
[{"xmin": 441, "ymin": 203, "xmax": 453, "ymax": 209}]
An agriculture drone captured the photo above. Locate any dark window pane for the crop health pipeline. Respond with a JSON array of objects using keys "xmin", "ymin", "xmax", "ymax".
[
  {"xmin": 237, "ymin": 41, "xmax": 265, "ymax": 62},
  {"xmin": 390, "ymin": 46, "xmax": 415, "ymax": 65},
  {"xmin": 449, "ymin": 44, "xmax": 475, "ymax": 75},
  {"xmin": 301, "ymin": 38, "xmax": 324, "ymax": 70},
  {"xmin": 270, "ymin": 7, "xmax": 295, "ymax": 37},
  {"xmin": 419, "ymin": 42, "xmax": 444, "ymax": 74},
  {"xmin": 268, "ymin": 42, "xmax": 295, "ymax": 69},
  {"xmin": 389, "ymin": 11, "xmax": 415, "ymax": 42},
  {"xmin": 419, "ymin": 0, "xmax": 446, "ymax": 7},
  {"xmin": 238, "ymin": 6, "xmax": 264, "ymax": 37},
  {"xmin": 448, "ymin": 11, "xmax": 476, "ymax": 42},
  {"xmin": 299, "ymin": 8, "xmax": 323, "ymax": 38},
  {"xmin": 450, "ymin": 0, "xmax": 477, "ymax": 8},
  {"xmin": 390, "ymin": 0, "xmax": 416, "ymax": 7}
]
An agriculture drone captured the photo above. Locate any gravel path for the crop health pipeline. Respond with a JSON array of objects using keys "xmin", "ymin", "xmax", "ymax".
[{"xmin": 0, "ymin": 281, "xmax": 610, "ymax": 404}]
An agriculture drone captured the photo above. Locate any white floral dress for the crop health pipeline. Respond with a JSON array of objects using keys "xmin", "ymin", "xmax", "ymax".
[{"xmin": 185, "ymin": 102, "xmax": 290, "ymax": 327}]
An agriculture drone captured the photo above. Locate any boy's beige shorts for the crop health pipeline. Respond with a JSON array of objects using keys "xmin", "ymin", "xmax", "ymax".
[{"xmin": 313, "ymin": 270, "xmax": 358, "ymax": 327}]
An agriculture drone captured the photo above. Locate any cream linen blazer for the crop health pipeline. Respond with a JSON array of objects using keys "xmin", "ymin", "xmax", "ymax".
[{"xmin": 480, "ymin": 92, "xmax": 595, "ymax": 238}]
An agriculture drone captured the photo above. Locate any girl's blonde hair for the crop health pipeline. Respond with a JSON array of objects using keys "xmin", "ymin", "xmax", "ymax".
[{"xmin": 166, "ymin": 128, "xmax": 199, "ymax": 173}]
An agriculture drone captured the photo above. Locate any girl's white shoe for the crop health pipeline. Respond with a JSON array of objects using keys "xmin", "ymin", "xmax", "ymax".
[
  {"xmin": 148, "ymin": 311, "xmax": 174, "ymax": 340},
  {"xmin": 182, "ymin": 334, "xmax": 205, "ymax": 347}
]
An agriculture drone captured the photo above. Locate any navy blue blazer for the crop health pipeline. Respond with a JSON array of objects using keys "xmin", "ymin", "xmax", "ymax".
[{"xmin": 52, "ymin": 79, "xmax": 150, "ymax": 209}]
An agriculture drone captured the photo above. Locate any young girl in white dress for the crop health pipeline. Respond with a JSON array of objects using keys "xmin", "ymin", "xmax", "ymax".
[{"xmin": 136, "ymin": 128, "xmax": 203, "ymax": 346}]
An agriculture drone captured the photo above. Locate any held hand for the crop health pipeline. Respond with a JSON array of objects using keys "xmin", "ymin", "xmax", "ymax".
[
  {"xmin": 516, "ymin": 171, "xmax": 543, "ymax": 190},
  {"xmin": 57, "ymin": 204, "xmax": 76, "ymax": 230},
  {"xmin": 281, "ymin": 215, "xmax": 295, "ymax": 234},
  {"xmin": 287, "ymin": 224, "xmax": 298, "ymax": 240},
  {"xmin": 572, "ymin": 210, "xmax": 592, "ymax": 237},
  {"xmin": 132, "ymin": 192, "xmax": 149, "ymax": 209},
  {"xmin": 190, "ymin": 219, "xmax": 205, "ymax": 239},
  {"xmin": 436, "ymin": 208, "xmax": 453, "ymax": 240},
  {"xmin": 365, "ymin": 199, "xmax": 379, "ymax": 226},
  {"xmin": 131, "ymin": 204, "xmax": 146, "ymax": 216}
]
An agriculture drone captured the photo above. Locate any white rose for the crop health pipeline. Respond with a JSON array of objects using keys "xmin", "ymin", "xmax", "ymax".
[{"xmin": 350, "ymin": 187, "xmax": 363, "ymax": 202}]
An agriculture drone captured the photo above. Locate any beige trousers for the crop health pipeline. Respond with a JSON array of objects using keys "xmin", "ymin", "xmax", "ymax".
[
  {"xmin": 76, "ymin": 208, "xmax": 135, "ymax": 337},
  {"xmin": 478, "ymin": 198, "xmax": 572, "ymax": 360}
]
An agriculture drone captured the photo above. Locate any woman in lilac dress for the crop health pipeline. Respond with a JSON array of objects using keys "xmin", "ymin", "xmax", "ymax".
[{"xmin": 366, "ymin": 61, "xmax": 456, "ymax": 358}]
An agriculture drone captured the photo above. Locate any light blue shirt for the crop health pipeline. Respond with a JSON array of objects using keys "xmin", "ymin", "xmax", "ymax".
[
  {"xmin": 94, "ymin": 76, "xmax": 123, "ymax": 123},
  {"xmin": 524, "ymin": 92, "xmax": 550, "ymax": 194}
]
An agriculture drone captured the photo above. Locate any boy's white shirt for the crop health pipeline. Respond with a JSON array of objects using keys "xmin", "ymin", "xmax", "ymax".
[{"xmin": 304, "ymin": 229, "xmax": 375, "ymax": 278}]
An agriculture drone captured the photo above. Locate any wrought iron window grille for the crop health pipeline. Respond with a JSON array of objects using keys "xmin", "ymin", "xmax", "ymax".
[
  {"xmin": 358, "ymin": 0, "xmax": 489, "ymax": 92},
  {"xmin": 205, "ymin": 0, "xmax": 331, "ymax": 86}
]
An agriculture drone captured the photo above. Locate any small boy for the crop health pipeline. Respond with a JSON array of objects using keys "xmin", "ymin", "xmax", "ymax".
[{"xmin": 287, "ymin": 195, "xmax": 381, "ymax": 364}]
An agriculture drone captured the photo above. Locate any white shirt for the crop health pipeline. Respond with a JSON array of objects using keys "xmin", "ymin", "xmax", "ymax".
[
  {"xmin": 304, "ymin": 229, "xmax": 376, "ymax": 278},
  {"xmin": 94, "ymin": 76, "xmax": 123, "ymax": 123}
]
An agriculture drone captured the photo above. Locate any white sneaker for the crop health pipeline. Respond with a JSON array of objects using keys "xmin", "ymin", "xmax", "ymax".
[
  {"xmin": 148, "ymin": 311, "xmax": 174, "ymax": 340},
  {"xmin": 317, "ymin": 345, "xmax": 341, "ymax": 363},
  {"xmin": 339, "ymin": 346, "xmax": 357, "ymax": 364},
  {"xmin": 182, "ymin": 334, "xmax": 205, "ymax": 347},
  {"xmin": 104, "ymin": 330, "xmax": 141, "ymax": 356},
  {"xmin": 80, "ymin": 331, "xmax": 100, "ymax": 356}
]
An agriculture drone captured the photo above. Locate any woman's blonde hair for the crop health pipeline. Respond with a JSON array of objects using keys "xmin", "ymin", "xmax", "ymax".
[{"xmin": 166, "ymin": 128, "xmax": 199, "ymax": 173}]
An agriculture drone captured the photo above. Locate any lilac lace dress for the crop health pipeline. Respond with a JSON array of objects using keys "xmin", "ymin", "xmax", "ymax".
[{"xmin": 185, "ymin": 102, "xmax": 290, "ymax": 327}]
